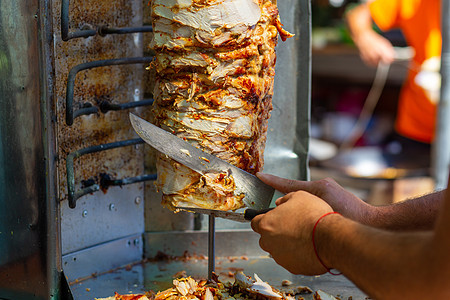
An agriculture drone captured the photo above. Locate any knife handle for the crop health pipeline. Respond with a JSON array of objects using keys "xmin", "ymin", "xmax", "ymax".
[{"xmin": 244, "ymin": 208, "xmax": 274, "ymax": 220}]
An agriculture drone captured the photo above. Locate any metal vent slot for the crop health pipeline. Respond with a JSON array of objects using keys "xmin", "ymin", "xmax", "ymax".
[
  {"xmin": 65, "ymin": 56, "xmax": 155, "ymax": 126},
  {"xmin": 66, "ymin": 138, "xmax": 157, "ymax": 208},
  {"xmin": 61, "ymin": 0, "xmax": 153, "ymax": 41}
]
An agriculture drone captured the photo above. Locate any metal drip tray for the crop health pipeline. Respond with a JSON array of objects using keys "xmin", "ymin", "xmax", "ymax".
[
  {"xmin": 69, "ymin": 256, "xmax": 366, "ymax": 300},
  {"xmin": 65, "ymin": 230, "xmax": 366, "ymax": 300}
]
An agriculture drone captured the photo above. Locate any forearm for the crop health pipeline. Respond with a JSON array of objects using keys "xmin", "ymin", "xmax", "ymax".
[
  {"xmin": 256, "ymin": 173, "xmax": 442, "ymax": 231},
  {"xmin": 345, "ymin": 3, "xmax": 373, "ymax": 43},
  {"xmin": 344, "ymin": 2, "xmax": 395, "ymax": 66},
  {"xmin": 316, "ymin": 215, "xmax": 439, "ymax": 299},
  {"xmin": 365, "ymin": 190, "xmax": 444, "ymax": 231}
]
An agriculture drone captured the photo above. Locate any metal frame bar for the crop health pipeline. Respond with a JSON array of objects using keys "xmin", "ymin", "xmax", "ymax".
[
  {"xmin": 434, "ymin": 0, "xmax": 450, "ymax": 189},
  {"xmin": 61, "ymin": 0, "xmax": 152, "ymax": 41},
  {"xmin": 40, "ymin": 0, "xmax": 64, "ymax": 297},
  {"xmin": 65, "ymin": 56, "xmax": 155, "ymax": 126},
  {"xmin": 66, "ymin": 138, "xmax": 157, "ymax": 208},
  {"xmin": 296, "ymin": 0, "xmax": 312, "ymax": 181}
]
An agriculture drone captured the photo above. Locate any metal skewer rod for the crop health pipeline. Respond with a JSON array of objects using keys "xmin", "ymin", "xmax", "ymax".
[{"xmin": 208, "ymin": 215, "xmax": 215, "ymax": 280}]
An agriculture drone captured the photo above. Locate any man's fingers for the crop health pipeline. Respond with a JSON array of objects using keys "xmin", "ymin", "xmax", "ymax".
[
  {"xmin": 257, "ymin": 172, "xmax": 312, "ymax": 194},
  {"xmin": 251, "ymin": 214, "xmax": 264, "ymax": 233},
  {"xmin": 251, "ymin": 215, "xmax": 271, "ymax": 252},
  {"xmin": 275, "ymin": 196, "xmax": 287, "ymax": 206},
  {"xmin": 275, "ymin": 192, "xmax": 295, "ymax": 205},
  {"xmin": 258, "ymin": 236, "xmax": 270, "ymax": 252}
]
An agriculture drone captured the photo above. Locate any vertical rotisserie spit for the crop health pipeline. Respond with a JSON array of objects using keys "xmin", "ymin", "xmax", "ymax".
[{"xmin": 149, "ymin": 0, "xmax": 293, "ymax": 211}]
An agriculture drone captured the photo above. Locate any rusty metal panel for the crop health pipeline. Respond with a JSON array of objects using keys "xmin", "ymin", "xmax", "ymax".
[
  {"xmin": 49, "ymin": 0, "xmax": 151, "ymax": 258},
  {"xmin": 51, "ymin": 0, "xmax": 146, "ymax": 205}
]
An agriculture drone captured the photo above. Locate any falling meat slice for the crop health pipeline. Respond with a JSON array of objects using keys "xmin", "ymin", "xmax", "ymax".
[{"xmin": 313, "ymin": 290, "xmax": 338, "ymax": 300}]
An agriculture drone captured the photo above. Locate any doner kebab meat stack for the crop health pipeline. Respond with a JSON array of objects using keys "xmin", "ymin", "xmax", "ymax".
[{"xmin": 149, "ymin": 0, "xmax": 293, "ymax": 211}]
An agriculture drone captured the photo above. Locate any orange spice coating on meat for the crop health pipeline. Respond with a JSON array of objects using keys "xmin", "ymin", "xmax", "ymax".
[{"xmin": 149, "ymin": 0, "xmax": 293, "ymax": 211}]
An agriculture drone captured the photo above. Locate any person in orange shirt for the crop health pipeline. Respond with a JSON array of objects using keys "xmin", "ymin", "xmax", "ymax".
[{"xmin": 346, "ymin": 0, "xmax": 441, "ymax": 168}]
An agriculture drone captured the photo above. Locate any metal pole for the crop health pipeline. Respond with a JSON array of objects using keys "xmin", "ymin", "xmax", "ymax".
[
  {"xmin": 434, "ymin": 0, "xmax": 450, "ymax": 189},
  {"xmin": 296, "ymin": 0, "xmax": 312, "ymax": 181},
  {"xmin": 207, "ymin": 215, "xmax": 215, "ymax": 280}
]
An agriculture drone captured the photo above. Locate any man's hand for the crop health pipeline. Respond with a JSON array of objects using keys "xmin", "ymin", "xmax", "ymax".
[
  {"xmin": 257, "ymin": 172, "xmax": 442, "ymax": 231},
  {"xmin": 354, "ymin": 31, "xmax": 396, "ymax": 66},
  {"xmin": 251, "ymin": 174, "xmax": 450, "ymax": 299},
  {"xmin": 251, "ymin": 191, "xmax": 334, "ymax": 275},
  {"xmin": 257, "ymin": 172, "xmax": 373, "ymax": 223},
  {"xmin": 346, "ymin": 3, "xmax": 396, "ymax": 67}
]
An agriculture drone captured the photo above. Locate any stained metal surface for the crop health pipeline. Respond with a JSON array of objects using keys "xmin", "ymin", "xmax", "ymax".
[
  {"xmin": 62, "ymin": 234, "xmax": 143, "ymax": 282},
  {"xmin": 61, "ymin": 0, "xmax": 153, "ymax": 41},
  {"xmin": 264, "ymin": 0, "xmax": 310, "ymax": 183},
  {"xmin": 66, "ymin": 230, "xmax": 366, "ymax": 299},
  {"xmin": 65, "ymin": 138, "xmax": 156, "ymax": 207},
  {"xmin": 69, "ymin": 257, "xmax": 366, "ymax": 300},
  {"xmin": 0, "ymin": 1, "xmax": 59, "ymax": 299},
  {"xmin": 144, "ymin": 230, "xmax": 267, "ymax": 259},
  {"xmin": 51, "ymin": 0, "xmax": 151, "ymax": 267},
  {"xmin": 51, "ymin": 0, "xmax": 147, "ymax": 205},
  {"xmin": 61, "ymin": 185, "xmax": 144, "ymax": 255},
  {"xmin": 65, "ymin": 57, "xmax": 154, "ymax": 125}
]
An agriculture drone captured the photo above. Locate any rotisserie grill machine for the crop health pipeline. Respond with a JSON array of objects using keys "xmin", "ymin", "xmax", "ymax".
[{"xmin": 0, "ymin": 1, "xmax": 366, "ymax": 299}]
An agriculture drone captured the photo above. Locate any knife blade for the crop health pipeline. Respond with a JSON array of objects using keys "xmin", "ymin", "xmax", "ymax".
[
  {"xmin": 176, "ymin": 207, "xmax": 274, "ymax": 222},
  {"xmin": 129, "ymin": 113, "xmax": 275, "ymax": 210}
]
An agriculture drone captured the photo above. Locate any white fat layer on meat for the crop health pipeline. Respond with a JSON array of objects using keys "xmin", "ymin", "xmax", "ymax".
[
  {"xmin": 164, "ymin": 111, "xmax": 230, "ymax": 133},
  {"xmin": 234, "ymin": 272, "xmax": 282, "ymax": 299},
  {"xmin": 170, "ymin": 53, "xmax": 209, "ymax": 68},
  {"xmin": 157, "ymin": 158, "xmax": 237, "ymax": 204},
  {"xmin": 314, "ymin": 290, "xmax": 338, "ymax": 300},
  {"xmin": 248, "ymin": 274, "xmax": 283, "ymax": 299},
  {"xmin": 204, "ymin": 288, "xmax": 214, "ymax": 300},
  {"xmin": 154, "ymin": 20, "xmax": 192, "ymax": 38},
  {"xmin": 150, "ymin": 0, "xmax": 289, "ymax": 211},
  {"xmin": 235, "ymin": 271, "xmax": 254, "ymax": 288},
  {"xmin": 153, "ymin": 0, "xmax": 193, "ymax": 8},
  {"xmin": 176, "ymin": 99, "xmax": 210, "ymax": 110},
  {"xmin": 157, "ymin": 159, "xmax": 199, "ymax": 194},
  {"xmin": 227, "ymin": 115, "xmax": 253, "ymax": 138},
  {"xmin": 155, "ymin": 52, "xmax": 213, "ymax": 70},
  {"xmin": 210, "ymin": 60, "xmax": 245, "ymax": 81},
  {"xmin": 153, "ymin": 0, "xmax": 261, "ymax": 33},
  {"xmin": 162, "ymin": 110, "xmax": 254, "ymax": 138},
  {"xmin": 175, "ymin": 102, "xmax": 247, "ymax": 119},
  {"xmin": 151, "ymin": 34, "xmax": 191, "ymax": 49},
  {"xmin": 222, "ymin": 95, "xmax": 245, "ymax": 109}
]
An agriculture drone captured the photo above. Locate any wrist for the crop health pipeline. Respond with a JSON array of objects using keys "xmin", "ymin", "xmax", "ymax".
[
  {"xmin": 312, "ymin": 212, "xmax": 344, "ymax": 274},
  {"xmin": 357, "ymin": 201, "xmax": 377, "ymax": 225},
  {"xmin": 352, "ymin": 30, "xmax": 372, "ymax": 48}
]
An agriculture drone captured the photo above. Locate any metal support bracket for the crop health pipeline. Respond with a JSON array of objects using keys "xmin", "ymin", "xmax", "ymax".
[
  {"xmin": 65, "ymin": 56, "xmax": 155, "ymax": 126},
  {"xmin": 66, "ymin": 138, "xmax": 157, "ymax": 208},
  {"xmin": 61, "ymin": 0, "xmax": 153, "ymax": 41}
]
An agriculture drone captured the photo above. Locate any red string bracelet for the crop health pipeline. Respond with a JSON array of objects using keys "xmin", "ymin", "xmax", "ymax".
[{"xmin": 312, "ymin": 212, "xmax": 342, "ymax": 276}]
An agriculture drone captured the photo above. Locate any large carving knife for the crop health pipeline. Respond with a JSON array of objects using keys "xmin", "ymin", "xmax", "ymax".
[{"xmin": 129, "ymin": 113, "xmax": 275, "ymax": 210}]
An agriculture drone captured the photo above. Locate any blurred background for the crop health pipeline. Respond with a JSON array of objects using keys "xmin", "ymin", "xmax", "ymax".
[{"xmin": 309, "ymin": 0, "xmax": 437, "ymax": 205}]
